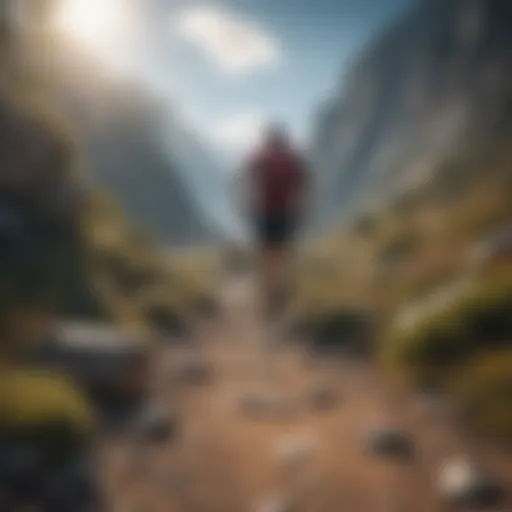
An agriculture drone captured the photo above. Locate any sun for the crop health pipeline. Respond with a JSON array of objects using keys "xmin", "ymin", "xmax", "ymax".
[{"xmin": 53, "ymin": 0, "xmax": 135, "ymax": 57}]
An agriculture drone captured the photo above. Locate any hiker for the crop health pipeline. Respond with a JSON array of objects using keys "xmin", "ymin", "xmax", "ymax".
[{"xmin": 241, "ymin": 123, "xmax": 309, "ymax": 316}]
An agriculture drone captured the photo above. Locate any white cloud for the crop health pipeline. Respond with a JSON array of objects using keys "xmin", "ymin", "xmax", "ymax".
[
  {"xmin": 212, "ymin": 113, "xmax": 266, "ymax": 154},
  {"xmin": 173, "ymin": 5, "xmax": 281, "ymax": 74}
]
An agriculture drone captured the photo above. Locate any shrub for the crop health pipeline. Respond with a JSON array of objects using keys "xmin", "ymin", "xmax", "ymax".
[
  {"xmin": 145, "ymin": 303, "xmax": 188, "ymax": 337},
  {"xmin": 382, "ymin": 307, "xmax": 469, "ymax": 389},
  {"xmin": 293, "ymin": 306, "xmax": 374, "ymax": 356},
  {"xmin": 0, "ymin": 369, "xmax": 96, "ymax": 450},
  {"xmin": 458, "ymin": 282, "xmax": 512, "ymax": 348},
  {"xmin": 382, "ymin": 279, "xmax": 512, "ymax": 389}
]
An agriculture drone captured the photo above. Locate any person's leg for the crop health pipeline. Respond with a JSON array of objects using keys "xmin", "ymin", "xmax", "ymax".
[
  {"xmin": 263, "ymin": 214, "xmax": 296, "ymax": 316},
  {"xmin": 253, "ymin": 214, "xmax": 273, "ymax": 315}
]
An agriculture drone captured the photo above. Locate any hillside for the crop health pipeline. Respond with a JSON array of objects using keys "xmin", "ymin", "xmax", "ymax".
[
  {"xmin": 312, "ymin": 0, "xmax": 512, "ymax": 228},
  {"xmin": 46, "ymin": 49, "xmax": 229, "ymax": 246},
  {"xmin": 296, "ymin": 0, "xmax": 512, "ymax": 440}
]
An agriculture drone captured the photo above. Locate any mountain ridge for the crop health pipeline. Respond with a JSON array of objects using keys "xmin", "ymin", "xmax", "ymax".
[{"xmin": 312, "ymin": 0, "xmax": 512, "ymax": 229}]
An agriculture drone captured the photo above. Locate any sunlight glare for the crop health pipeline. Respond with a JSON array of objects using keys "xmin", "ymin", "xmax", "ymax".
[{"xmin": 54, "ymin": 0, "xmax": 134, "ymax": 58}]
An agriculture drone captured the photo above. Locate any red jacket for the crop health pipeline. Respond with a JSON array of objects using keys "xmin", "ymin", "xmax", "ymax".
[{"xmin": 247, "ymin": 143, "xmax": 307, "ymax": 216}]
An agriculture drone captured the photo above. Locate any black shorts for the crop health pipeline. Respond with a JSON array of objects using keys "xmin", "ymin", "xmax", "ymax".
[{"xmin": 254, "ymin": 213, "xmax": 298, "ymax": 247}]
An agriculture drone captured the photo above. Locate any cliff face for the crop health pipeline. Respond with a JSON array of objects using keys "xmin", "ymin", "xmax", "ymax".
[
  {"xmin": 312, "ymin": 0, "xmax": 512, "ymax": 227},
  {"xmin": 47, "ymin": 51, "xmax": 231, "ymax": 246}
]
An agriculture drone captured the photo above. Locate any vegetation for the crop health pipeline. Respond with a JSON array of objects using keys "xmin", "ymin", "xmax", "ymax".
[
  {"xmin": 382, "ymin": 277, "xmax": 512, "ymax": 389},
  {"xmin": 0, "ymin": 368, "xmax": 95, "ymax": 433},
  {"xmin": 0, "ymin": 368, "xmax": 96, "ymax": 458},
  {"xmin": 295, "ymin": 136, "xmax": 512, "ymax": 439},
  {"xmin": 0, "ymin": 0, "xmax": 218, "ymax": 345},
  {"xmin": 0, "ymin": 2, "xmax": 219, "ymax": 469}
]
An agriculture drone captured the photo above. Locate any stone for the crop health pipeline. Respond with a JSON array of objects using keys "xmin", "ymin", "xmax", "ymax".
[
  {"xmin": 364, "ymin": 427, "xmax": 414, "ymax": 461},
  {"xmin": 307, "ymin": 385, "xmax": 340, "ymax": 411},
  {"xmin": 136, "ymin": 405, "xmax": 177, "ymax": 443},
  {"xmin": 437, "ymin": 457, "xmax": 504, "ymax": 508},
  {"xmin": 177, "ymin": 358, "xmax": 214, "ymax": 385}
]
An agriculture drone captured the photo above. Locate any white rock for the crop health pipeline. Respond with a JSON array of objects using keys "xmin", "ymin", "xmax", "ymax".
[{"xmin": 437, "ymin": 456, "xmax": 503, "ymax": 508}]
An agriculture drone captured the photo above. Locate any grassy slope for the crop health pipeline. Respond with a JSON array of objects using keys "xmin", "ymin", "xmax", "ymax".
[{"xmin": 295, "ymin": 143, "xmax": 512, "ymax": 438}]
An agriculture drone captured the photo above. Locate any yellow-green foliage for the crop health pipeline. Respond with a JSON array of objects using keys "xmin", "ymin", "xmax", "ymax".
[
  {"xmin": 0, "ymin": 369, "xmax": 96, "ymax": 440},
  {"xmin": 76, "ymin": 185, "xmax": 219, "ymax": 336},
  {"xmin": 382, "ymin": 278, "xmax": 512, "ymax": 389}
]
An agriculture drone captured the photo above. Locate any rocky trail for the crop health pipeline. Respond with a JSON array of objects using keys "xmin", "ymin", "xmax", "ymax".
[{"xmin": 99, "ymin": 277, "xmax": 512, "ymax": 512}]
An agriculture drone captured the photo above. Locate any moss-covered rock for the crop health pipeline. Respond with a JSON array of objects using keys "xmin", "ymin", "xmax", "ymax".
[{"xmin": 0, "ymin": 369, "xmax": 96, "ymax": 456}]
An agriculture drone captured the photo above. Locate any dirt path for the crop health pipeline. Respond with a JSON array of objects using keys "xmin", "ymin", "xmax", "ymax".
[{"xmin": 100, "ymin": 278, "xmax": 512, "ymax": 512}]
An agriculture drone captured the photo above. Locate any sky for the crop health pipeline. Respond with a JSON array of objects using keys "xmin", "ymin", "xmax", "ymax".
[{"xmin": 53, "ymin": 0, "xmax": 413, "ymax": 166}]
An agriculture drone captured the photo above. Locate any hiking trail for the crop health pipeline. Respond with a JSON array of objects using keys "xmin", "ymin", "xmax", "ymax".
[{"xmin": 100, "ymin": 276, "xmax": 512, "ymax": 512}]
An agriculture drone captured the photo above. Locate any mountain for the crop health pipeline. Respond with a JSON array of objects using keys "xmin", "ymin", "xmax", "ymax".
[
  {"xmin": 312, "ymin": 0, "xmax": 512, "ymax": 228},
  {"xmin": 163, "ymin": 117, "xmax": 245, "ymax": 242},
  {"xmin": 44, "ymin": 47, "xmax": 235, "ymax": 246}
]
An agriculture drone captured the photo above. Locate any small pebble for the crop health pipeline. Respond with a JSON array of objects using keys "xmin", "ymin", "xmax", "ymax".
[
  {"xmin": 178, "ymin": 359, "xmax": 214, "ymax": 385},
  {"xmin": 136, "ymin": 405, "xmax": 177, "ymax": 443},
  {"xmin": 307, "ymin": 386, "xmax": 340, "ymax": 411},
  {"xmin": 364, "ymin": 427, "xmax": 414, "ymax": 461}
]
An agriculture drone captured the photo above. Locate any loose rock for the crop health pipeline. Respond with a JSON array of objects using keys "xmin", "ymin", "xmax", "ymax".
[
  {"xmin": 177, "ymin": 358, "xmax": 214, "ymax": 386},
  {"xmin": 437, "ymin": 457, "xmax": 504, "ymax": 509},
  {"xmin": 307, "ymin": 385, "xmax": 340, "ymax": 411},
  {"xmin": 136, "ymin": 405, "xmax": 177, "ymax": 444},
  {"xmin": 364, "ymin": 427, "xmax": 414, "ymax": 461}
]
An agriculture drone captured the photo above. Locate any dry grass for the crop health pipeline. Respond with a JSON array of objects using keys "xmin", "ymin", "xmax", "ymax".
[{"xmin": 294, "ymin": 153, "xmax": 512, "ymax": 437}]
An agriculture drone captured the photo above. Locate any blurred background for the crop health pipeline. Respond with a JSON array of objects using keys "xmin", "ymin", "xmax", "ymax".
[{"xmin": 0, "ymin": 0, "xmax": 511, "ymax": 510}]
